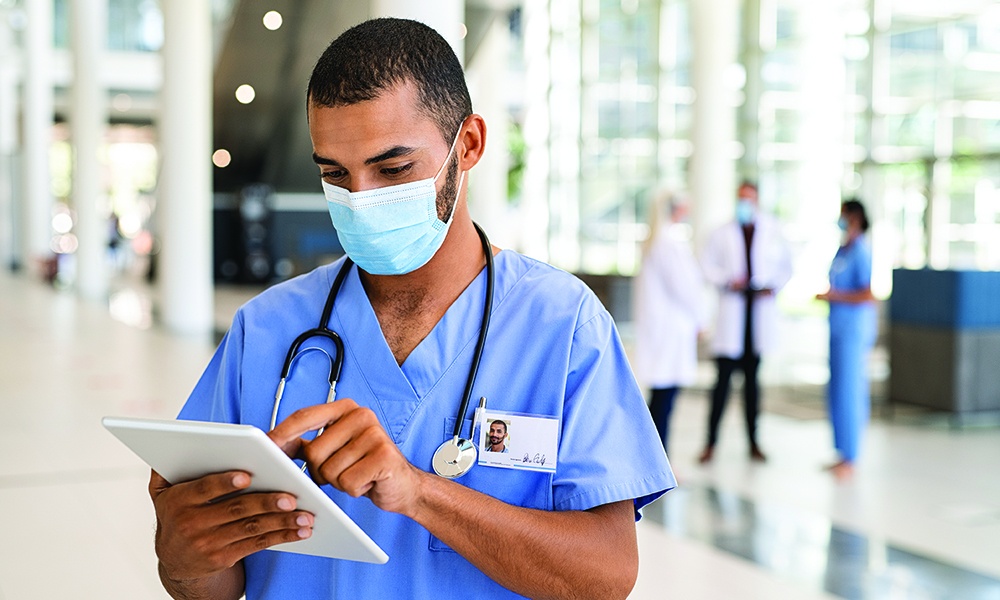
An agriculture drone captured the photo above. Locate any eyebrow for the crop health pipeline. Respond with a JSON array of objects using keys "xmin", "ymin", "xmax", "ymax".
[{"xmin": 312, "ymin": 145, "xmax": 419, "ymax": 167}]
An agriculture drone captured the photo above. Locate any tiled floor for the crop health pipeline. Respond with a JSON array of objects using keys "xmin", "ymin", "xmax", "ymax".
[{"xmin": 1, "ymin": 269, "xmax": 998, "ymax": 599}]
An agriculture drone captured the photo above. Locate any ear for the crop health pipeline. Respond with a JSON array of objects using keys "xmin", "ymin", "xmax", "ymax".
[{"xmin": 457, "ymin": 114, "xmax": 487, "ymax": 171}]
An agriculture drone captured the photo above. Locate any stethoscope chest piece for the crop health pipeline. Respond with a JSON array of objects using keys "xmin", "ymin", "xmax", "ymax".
[{"xmin": 432, "ymin": 437, "xmax": 477, "ymax": 479}]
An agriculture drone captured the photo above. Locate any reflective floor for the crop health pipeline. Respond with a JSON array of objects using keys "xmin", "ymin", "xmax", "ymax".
[
  {"xmin": 646, "ymin": 486, "xmax": 1000, "ymax": 600},
  {"xmin": 1, "ymin": 269, "xmax": 998, "ymax": 599}
]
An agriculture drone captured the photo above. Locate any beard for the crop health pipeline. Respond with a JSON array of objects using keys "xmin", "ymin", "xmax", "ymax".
[{"xmin": 435, "ymin": 153, "xmax": 460, "ymax": 222}]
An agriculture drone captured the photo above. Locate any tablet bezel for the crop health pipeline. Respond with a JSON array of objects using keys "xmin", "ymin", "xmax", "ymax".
[{"xmin": 102, "ymin": 416, "xmax": 389, "ymax": 564}]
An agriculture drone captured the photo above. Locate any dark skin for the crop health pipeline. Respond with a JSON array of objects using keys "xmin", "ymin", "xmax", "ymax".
[
  {"xmin": 149, "ymin": 81, "xmax": 639, "ymax": 600},
  {"xmin": 488, "ymin": 421, "xmax": 507, "ymax": 451}
]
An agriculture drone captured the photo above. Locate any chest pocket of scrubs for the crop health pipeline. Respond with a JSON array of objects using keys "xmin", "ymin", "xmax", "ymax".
[{"xmin": 428, "ymin": 417, "xmax": 554, "ymax": 553}]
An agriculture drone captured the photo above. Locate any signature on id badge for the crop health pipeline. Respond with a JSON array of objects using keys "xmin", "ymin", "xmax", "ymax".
[{"xmin": 477, "ymin": 409, "xmax": 559, "ymax": 473}]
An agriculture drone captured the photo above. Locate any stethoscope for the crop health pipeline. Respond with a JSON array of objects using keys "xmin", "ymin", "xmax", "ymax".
[{"xmin": 270, "ymin": 223, "xmax": 493, "ymax": 480}]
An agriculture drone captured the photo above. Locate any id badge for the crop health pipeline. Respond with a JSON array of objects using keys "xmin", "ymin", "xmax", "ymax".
[{"xmin": 477, "ymin": 409, "xmax": 559, "ymax": 473}]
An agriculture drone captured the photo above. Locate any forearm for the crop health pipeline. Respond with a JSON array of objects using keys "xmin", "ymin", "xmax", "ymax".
[
  {"xmin": 407, "ymin": 471, "xmax": 637, "ymax": 600},
  {"xmin": 828, "ymin": 288, "xmax": 874, "ymax": 304},
  {"xmin": 158, "ymin": 561, "xmax": 245, "ymax": 600}
]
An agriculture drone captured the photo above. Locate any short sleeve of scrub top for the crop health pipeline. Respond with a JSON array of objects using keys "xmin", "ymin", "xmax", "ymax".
[{"xmin": 830, "ymin": 240, "xmax": 872, "ymax": 292}]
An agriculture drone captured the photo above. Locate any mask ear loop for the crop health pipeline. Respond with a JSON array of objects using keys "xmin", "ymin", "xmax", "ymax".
[
  {"xmin": 433, "ymin": 118, "xmax": 468, "ymax": 182},
  {"xmin": 434, "ymin": 119, "xmax": 469, "ymax": 226}
]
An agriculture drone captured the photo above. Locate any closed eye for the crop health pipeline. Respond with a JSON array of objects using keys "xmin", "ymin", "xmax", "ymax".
[
  {"xmin": 381, "ymin": 163, "xmax": 413, "ymax": 177},
  {"xmin": 319, "ymin": 169, "xmax": 347, "ymax": 183}
]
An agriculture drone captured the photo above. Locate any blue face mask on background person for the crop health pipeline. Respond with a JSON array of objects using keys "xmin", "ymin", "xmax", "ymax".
[
  {"xmin": 735, "ymin": 197, "xmax": 756, "ymax": 225},
  {"xmin": 323, "ymin": 129, "xmax": 464, "ymax": 275},
  {"xmin": 837, "ymin": 216, "xmax": 849, "ymax": 231}
]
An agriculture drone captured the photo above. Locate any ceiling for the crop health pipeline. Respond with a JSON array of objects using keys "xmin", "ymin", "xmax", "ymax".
[{"xmin": 211, "ymin": 0, "xmax": 510, "ymax": 194}]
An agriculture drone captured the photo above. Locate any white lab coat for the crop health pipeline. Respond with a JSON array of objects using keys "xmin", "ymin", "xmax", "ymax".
[
  {"xmin": 700, "ymin": 215, "xmax": 793, "ymax": 359},
  {"xmin": 633, "ymin": 223, "xmax": 707, "ymax": 389}
]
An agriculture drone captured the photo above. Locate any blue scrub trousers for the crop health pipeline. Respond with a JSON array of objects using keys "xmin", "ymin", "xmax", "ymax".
[{"xmin": 828, "ymin": 305, "xmax": 874, "ymax": 462}]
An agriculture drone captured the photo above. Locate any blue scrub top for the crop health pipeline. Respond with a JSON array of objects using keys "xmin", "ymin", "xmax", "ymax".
[
  {"xmin": 828, "ymin": 239, "xmax": 876, "ymax": 342},
  {"xmin": 178, "ymin": 250, "xmax": 675, "ymax": 600}
]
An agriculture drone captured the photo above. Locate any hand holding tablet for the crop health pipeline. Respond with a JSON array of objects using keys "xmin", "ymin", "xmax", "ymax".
[{"xmin": 103, "ymin": 416, "xmax": 389, "ymax": 566}]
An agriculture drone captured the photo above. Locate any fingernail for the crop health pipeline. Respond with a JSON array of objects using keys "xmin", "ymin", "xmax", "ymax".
[
  {"xmin": 277, "ymin": 497, "xmax": 293, "ymax": 511},
  {"xmin": 296, "ymin": 515, "xmax": 311, "ymax": 527},
  {"xmin": 297, "ymin": 528, "xmax": 312, "ymax": 539},
  {"xmin": 233, "ymin": 473, "xmax": 249, "ymax": 487}
]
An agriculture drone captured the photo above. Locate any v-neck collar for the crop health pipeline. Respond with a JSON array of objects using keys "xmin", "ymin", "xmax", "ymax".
[{"xmin": 328, "ymin": 256, "xmax": 495, "ymax": 436}]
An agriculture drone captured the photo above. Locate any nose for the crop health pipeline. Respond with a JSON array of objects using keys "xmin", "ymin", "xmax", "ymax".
[{"xmin": 344, "ymin": 175, "xmax": 382, "ymax": 194}]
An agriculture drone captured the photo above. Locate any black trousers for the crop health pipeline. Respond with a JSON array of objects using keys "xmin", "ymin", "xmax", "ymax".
[
  {"xmin": 705, "ymin": 355, "xmax": 761, "ymax": 448},
  {"xmin": 648, "ymin": 387, "xmax": 679, "ymax": 453}
]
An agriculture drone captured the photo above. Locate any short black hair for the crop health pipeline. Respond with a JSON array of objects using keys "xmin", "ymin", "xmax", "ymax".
[
  {"xmin": 307, "ymin": 18, "xmax": 473, "ymax": 144},
  {"xmin": 842, "ymin": 198, "xmax": 870, "ymax": 232},
  {"xmin": 490, "ymin": 420, "xmax": 507, "ymax": 433}
]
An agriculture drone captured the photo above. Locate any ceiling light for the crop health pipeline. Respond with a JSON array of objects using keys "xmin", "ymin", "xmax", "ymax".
[
  {"xmin": 235, "ymin": 84, "xmax": 256, "ymax": 104},
  {"xmin": 212, "ymin": 149, "xmax": 232, "ymax": 168},
  {"xmin": 263, "ymin": 10, "xmax": 282, "ymax": 31}
]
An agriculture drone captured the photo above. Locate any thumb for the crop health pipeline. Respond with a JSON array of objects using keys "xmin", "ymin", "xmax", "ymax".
[
  {"xmin": 148, "ymin": 469, "xmax": 170, "ymax": 499},
  {"xmin": 267, "ymin": 429, "xmax": 306, "ymax": 460}
]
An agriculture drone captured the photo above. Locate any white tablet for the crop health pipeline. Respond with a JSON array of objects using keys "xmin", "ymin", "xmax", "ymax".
[{"xmin": 102, "ymin": 416, "xmax": 389, "ymax": 564}]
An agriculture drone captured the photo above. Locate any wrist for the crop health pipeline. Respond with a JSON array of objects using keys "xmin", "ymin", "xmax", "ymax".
[
  {"xmin": 398, "ymin": 465, "xmax": 435, "ymax": 521},
  {"xmin": 157, "ymin": 562, "xmax": 201, "ymax": 600},
  {"xmin": 403, "ymin": 467, "xmax": 461, "ymax": 525},
  {"xmin": 158, "ymin": 560, "xmax": 243, "ymax": 600}
]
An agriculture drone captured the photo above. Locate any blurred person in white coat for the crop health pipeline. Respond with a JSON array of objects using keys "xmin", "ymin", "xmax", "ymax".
[
  {"xmin": 633, "ymin": 192, "xmax": 707, "ymax": 454},
  {"xmin": 698, "ymin": 181, "xmax": 792, "ymax": 464}
]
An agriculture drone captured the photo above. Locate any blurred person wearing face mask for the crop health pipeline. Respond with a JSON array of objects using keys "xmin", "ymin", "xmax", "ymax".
[
  {"xmin": 633, "ymin": 191, "xmax": 707, "ymax": 455},
  {"xmin": 816, "ymin": 199, "xmax": 876, "ymax": 480},
  {"xmin": 698, "ymin": 181, "xmax": 792, "ymax": 464}
]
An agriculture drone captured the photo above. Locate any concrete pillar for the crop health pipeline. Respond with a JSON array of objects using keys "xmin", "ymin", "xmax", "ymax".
[
  {"xmin": 863, "ymin": 0, "xmax": 893, "ymax": 292},
  {"xmin": 466, "ymin": 12, "xmax": 512, "ymax": 248},
  {"xmin": 798, "ymin": 3, "xmax": 847, "ymax": 226},
  {"xmin": 519, "ymin": 0, "xmax": 551, "ymax": 260},
  {"xmin": 739, "ymin": 0, "xmax": 762, "ymax": 181},
  {"xmin": 371, "ymin": 0, "xmax": 466, "ymax": 64},
  {"xmin": 0, "ymin": 10, "xmax": 17, "ymax": 270},
  {"xmin": 71, "ymin": 0, "xmax": 109, "ymax": 300},
  {"xmin": 21, "ymin": 0, "xmax": 55, "ymax": 273},
  {"xmin": 689, "ymin": 0, "xmax": 740, "ymax": 248},
  {"xmin": 159, "ymin": 0, "xmax": 213, "ymax": 334}
]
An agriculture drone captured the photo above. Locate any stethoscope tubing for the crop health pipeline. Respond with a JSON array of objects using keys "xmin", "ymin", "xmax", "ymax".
[
  {"xmin": 270, "ymin": 223, "xmax": 493, "ymax": 447},
  {"xmin": 270, "ymin": 257, "xmax": 353, "ymax": 431},
  {"xmin": 453, "ymin": 222, "xmax": 493, "ymax": 439}
]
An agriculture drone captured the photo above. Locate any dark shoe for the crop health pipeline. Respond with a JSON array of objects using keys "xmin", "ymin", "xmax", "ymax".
[
  {"xmin": 698, "ymin": 446, "xmax": 714, "ymax": 464},
  {"xmin": 749, "ymin": 445, "xmax": 767, "ymax": 462}
]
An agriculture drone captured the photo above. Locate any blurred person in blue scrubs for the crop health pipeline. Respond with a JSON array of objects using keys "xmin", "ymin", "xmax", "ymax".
[
  {"xmin": 816, "ymin": 199, "xmax": 876, "ymax": 480},
  {"xmin": 147, "ymin": 18, "xmax": 674, "ymax": 600},
  {"xmin": 633, "ymin": 191, "xmax": 706, "ymax": 455},
  {"xmin": 698, "ymin": 182, "xmax": 793, "ymax": 464}
]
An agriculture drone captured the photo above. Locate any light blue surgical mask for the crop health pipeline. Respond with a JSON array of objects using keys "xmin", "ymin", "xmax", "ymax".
[
  {"xmin": 323, "ymin": 131, "xmax": 464, "ymax": 275},
  {"xmin": 837, "ymin": 216, "xmax": 849, "ymax": 232},
  {"xmin": 735, "ymin": 198, "xmax": 756, "ymax": 225}
]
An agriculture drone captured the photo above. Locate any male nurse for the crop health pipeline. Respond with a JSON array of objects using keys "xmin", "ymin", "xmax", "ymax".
[{"xmin": 149, "ymin": 18, "xmax": 674, "ymax": 600}]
